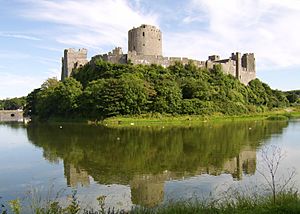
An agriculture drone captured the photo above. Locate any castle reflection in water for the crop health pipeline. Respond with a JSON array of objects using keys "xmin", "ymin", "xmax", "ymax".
[
  {"xmin": 26, "ymin": 120, "xmax": 287, "ymax": 208},
  {"xmin": 64, "ymin": 146, "xmax": 256, "ymax": 207}
]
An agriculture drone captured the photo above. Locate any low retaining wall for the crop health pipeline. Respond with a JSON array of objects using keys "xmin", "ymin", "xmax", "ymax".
[{"xmin": 0, "ymin": 110, "xmax": 23, "ymax": 122}]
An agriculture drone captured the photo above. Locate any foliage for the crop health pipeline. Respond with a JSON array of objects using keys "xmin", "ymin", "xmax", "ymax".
[
  {"xmin": 26, "ymin": 60, "xmax": 291, "ymax": 120},
  {"xmin": 32, "ymin": 77, "xmax": 83, "ymax": 119},
  {"xmin": 8, "ymin": 199, "xmax": 21, "ymax": 214},
  {"xmin": 3, "ymin": 191, "xmax": 300, "ymax": 214},
  {"xmin": 64, "ymin": 190, "xmax": 80, "ymax": 214},
  {"xmin": 0, "ymin": 97, "xmax": 26, "ymax": 110},
  {"xmin": 24, "ymin": 88, "xmax": 41, "ymax": 116},
  {"xmin": 285, "ymin": 90, "xmax": 300, "ymax": 104}
]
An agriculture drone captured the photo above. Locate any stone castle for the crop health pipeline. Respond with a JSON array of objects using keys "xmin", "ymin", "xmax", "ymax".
[{"xmin": 61, "ymin": 24, "xmax": 256, "ymax": 85}]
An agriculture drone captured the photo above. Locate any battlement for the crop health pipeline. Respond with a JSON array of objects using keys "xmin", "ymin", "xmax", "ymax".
[
  {"xmin": 65, "ymin": 48, "xmax": 87, "ymax": 54},
  {"xmin": 130, "ymin": 24, "xmax": 161, "ymax": 33}
]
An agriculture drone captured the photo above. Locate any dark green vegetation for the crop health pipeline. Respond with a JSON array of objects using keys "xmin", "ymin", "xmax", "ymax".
[
  {"xmin": 284, "ymin": 90, "xmax": 300, "ymax": 104},
  {"xmin": 0, "ymin": 97, "xmax": 26, "ymax": 110},
  {"xmin": 25, "ymin": 60, "xmax": 289, "ymax": 120}
]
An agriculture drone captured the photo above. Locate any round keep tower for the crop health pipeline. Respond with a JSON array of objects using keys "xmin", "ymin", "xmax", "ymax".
[{"xmin": 128, "ymin": 24, "xmax": 162, "ymax": 56}]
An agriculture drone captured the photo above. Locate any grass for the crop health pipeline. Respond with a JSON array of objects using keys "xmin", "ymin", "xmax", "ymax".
[
  {"xmin": 2, "ymin": 191, "xmax": 300, "ymax": 214},
  {"xmin": 100, "ymin": 108, "xmax": 300, "ymax": 128},
  {"xmin": 31, "ymin": 107, "xmax": 300, "ymax": 128},
  {"xmin": 130, "ymin": 191, "xmax": 300, "ymax": 214}
]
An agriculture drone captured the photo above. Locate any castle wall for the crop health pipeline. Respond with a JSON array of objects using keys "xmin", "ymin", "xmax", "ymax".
[
  {"xmin": 128, "ymin": 24, "xmax": 162, "ymax": 56},
  {"xmin": 0, "ymin": 110, "xmax": 23, "ymax": 122},
  {"xmin": 127, "ymin": 51, "xmax": 206, "ymax": 68},
  {"xmin": 61, "ymin": 48, "xmax": 88, "ymax": 81},
  {"xmin": 93, "ymin": 47, "xmax": 127, "ymax": 64},
  {"xmin": 240, "ymin": 69, "xmax": 256, "ymax": 85}
]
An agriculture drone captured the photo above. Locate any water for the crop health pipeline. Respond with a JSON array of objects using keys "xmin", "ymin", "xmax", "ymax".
[{"xmin": 0, "ymin": 120, "xmax": 299, "ymax": 211}]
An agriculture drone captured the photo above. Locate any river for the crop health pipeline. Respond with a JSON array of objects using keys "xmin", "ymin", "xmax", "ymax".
[{"xmin": 0, "ymin": 120, "xmax": 300, "ymax": 211}]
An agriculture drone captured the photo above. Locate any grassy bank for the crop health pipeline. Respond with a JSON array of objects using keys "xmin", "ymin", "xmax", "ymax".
[
  {"xmin": 132, "ymin": 193, "xmax": 300, "ymax": 214},
  {"xmin": 100, "ymin": 108, "xmax": 300, "ymax": 128},
  {"xmin": 29, "ymin": 107, "xmax": 300, "ymax": 127},
  {"xmin": 2, "ymin": 191, "xmax": 300, "ymax": 214}
]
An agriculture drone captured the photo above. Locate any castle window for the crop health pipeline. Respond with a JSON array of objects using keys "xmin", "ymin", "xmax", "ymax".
[
  {"xmin": 143, "ymin": 44, "xmax": 145, "ymax": 46},
  {"xmin": 133, "ymin": 46, "xmax": 135, "ymax": 50},
  {"xmin": 143, "ymin": 32, "xmax": 145, "ymax": 36}
]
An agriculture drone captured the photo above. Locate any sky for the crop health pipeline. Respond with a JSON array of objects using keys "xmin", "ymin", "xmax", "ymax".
[{"xmin": 0, "ymin": 0, "xmax": 299, "ymax": 99}]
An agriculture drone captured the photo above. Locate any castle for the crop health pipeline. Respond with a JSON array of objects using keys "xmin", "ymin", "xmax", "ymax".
[{"xmin": 61, "ymin": 24, "xmax": 256, "ymax": 85}]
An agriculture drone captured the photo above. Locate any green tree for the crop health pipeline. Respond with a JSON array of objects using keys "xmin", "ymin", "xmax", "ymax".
[
  {"xmin": 286, "ymin": 92, "xmax": 298, "ymax": 103},
  {"xmin": 54, "ymin": 78, "xmax": 83, "ymax": 116},
  {"xmin": 80, "ymin": 74, "xmax": 149, "ymax": 118},
  {"xmin": 36, "ymin": 78, "xmax": 61, "ymax": 119},
  {"xmin": 24, "ymin": 88, "xmax": 41, "ymax": 116},
  {"xmin": 152, "ymin": 79, "xmax": 182, "ymax": 113},
  {"xmin": 2, "ymin": 97, "xmax": 26, "ymax": 110}
]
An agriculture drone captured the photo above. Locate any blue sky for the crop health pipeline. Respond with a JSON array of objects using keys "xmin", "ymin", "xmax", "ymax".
[{"xmin": 0, "ymin": 0, "xmax": 299, "ymax": 99}]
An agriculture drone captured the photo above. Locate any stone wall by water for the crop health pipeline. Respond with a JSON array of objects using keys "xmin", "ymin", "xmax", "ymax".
[{"xmin": 0, "ymin": 110, "xmax": 23, "ymax": 122}]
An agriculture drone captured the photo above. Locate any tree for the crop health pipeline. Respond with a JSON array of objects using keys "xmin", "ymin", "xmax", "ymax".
[
  {"xmin": 36, "ymin": 78, "xmax": 61, "ymax": 119},
  {"xmin": 54, "ymin": 78, "xmax": 83, "ymax": 116},
  {"xmin": 286, "ymin": 93, "xmax": 298, "ymax": 103},
  {"xmin": 0, "ymin": 97, "xmax": 26, "ymax": 110},
  {"xmin": 24, "ymin": 88, "xmax": 41, "ymax": 116},
  {"xmin": 257, "ymin": 145, "xmax": 296, "ymax": 204},
  {"xmin": 151, "ymin": 79, "xmax": 182, "ymax": 113},
  {"xmin": 80, "ymin": 74, "xmax": 149, "ymax": 118}
]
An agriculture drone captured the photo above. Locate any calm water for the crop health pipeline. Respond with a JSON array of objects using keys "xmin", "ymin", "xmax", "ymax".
[{"xmin": 1, "ymin": 120, "xmax": 300, "ymax": 211}]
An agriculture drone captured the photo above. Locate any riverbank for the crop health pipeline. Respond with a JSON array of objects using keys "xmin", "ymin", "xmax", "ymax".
[
  {"xmin": 100, "ymin": 108, "xmax": 300, "ymax": 127},
  {"xmin": 2, "ymin": 191, "xmax": 300, "ymax": 214},
  {"xmin": 133, "ymin": 193, "xmax": 300, "ymax": 214},
  {"xmin": 30, "ymin": 107, "xmax": 300, "ymax": 127}
]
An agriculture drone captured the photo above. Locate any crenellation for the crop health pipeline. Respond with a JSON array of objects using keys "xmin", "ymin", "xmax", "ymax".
[
  {"xmin": 61, "ymin": 24, "xmax": 256, "ymax": 85},
  {"xmin": 208, "ymin": 55, "xmax": 220, "ymax": 61}
]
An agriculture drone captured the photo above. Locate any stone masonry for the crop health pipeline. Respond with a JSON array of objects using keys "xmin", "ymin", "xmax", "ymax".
[
  {"xmin": 128, "ymin": 24, "xmax": 162, "ymax": 56},
  {"xmin": 61, "ymin": 24, "xmax": 256, "ymax": 85},
  {"xmin": 61, "ymin": 48, "xmax": 88, "ymax": 81}
]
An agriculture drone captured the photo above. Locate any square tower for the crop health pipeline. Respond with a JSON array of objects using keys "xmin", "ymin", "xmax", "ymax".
[{"xmin": 61, "ymin": 48, "xmax": 88, "ymax": 81}]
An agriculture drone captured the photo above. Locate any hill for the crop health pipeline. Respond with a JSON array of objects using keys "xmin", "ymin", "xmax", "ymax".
[{"xmin": 25, "ymin": 59, "xmax": 289, "ymax": 120}]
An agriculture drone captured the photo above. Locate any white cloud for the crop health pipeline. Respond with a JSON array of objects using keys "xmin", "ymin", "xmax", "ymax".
[
  {"xmin": 0, "ymin": 72, "xmax": 45, "ymax": 99},
  {"xmin": 20, "ymin": 0, "xmax": 158, "ymax": 51},
  {"xmin": 44, "ymin": 67, "xmax": 61, "ymax": 78},
  {"xmin": 0, "ymin": 32, "xmax": 41, "ymax": 41},
  {"xmin": 165, "ymin": 0, "xmax": 300, "ymax": 71},
  {"xmin": 0, "ymin": 51, "xmax": 31, "ymax": 60}
]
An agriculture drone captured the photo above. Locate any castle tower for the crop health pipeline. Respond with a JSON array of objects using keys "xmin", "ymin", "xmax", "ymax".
[
  {"xmin": 231, "ymin": 52, "xmax": 242, "ymax": 80},
  {"xmin": 242, "ymin": 53, "xmax": 255, "ymax": 73},
  {"xmin": 61, "ymin": 48, "xmax": 88, "ymax": 81},
  {"xmin": 128, "ymin": 24, "xmax": 162, "ymax": 56}
]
